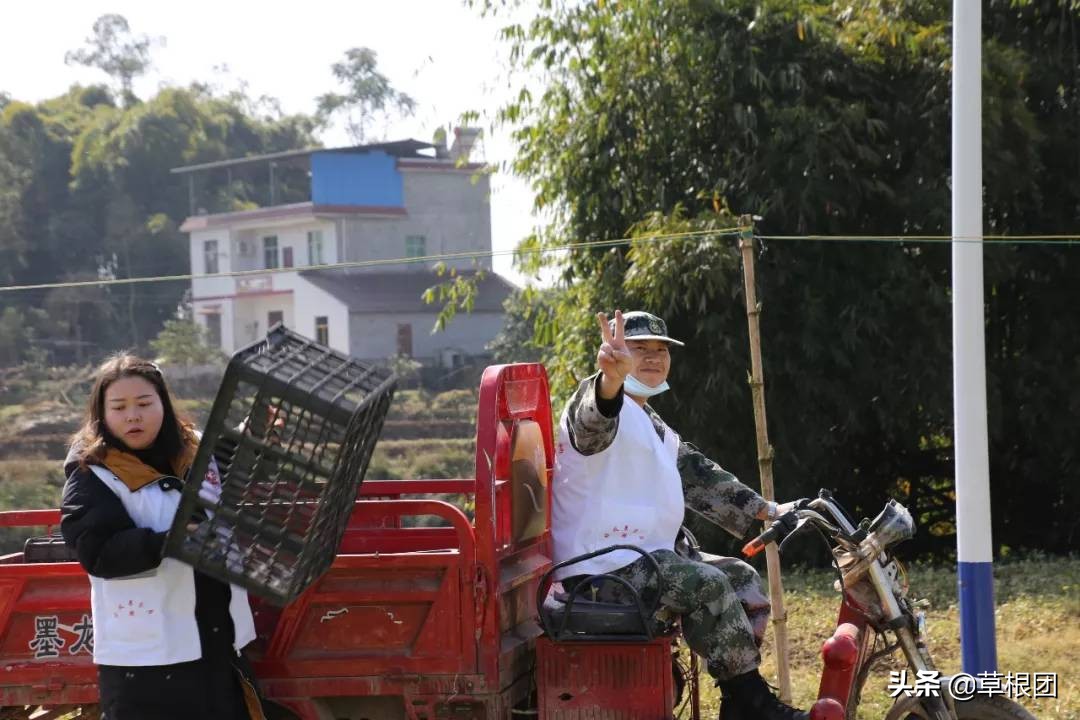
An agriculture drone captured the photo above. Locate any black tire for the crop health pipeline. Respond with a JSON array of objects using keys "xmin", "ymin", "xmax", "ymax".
[
  {"xmin": 888, "ymin": 695, "xmax": 1038, "ymax": 720},
  {"xmin": 953, "ymin": 697, "xmax": 1038, "ymax": 720}
]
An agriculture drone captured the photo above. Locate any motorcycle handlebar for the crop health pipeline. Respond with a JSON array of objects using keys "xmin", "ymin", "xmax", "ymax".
[
  {"xmin": 742, "ymin": 510, "xmax": 801, "ymax": 558},
  {"xmin": 741, "ymin": 493, "xmax": 916, "ymax": 561},
  {"xmin": 740, "ymin": 498, "xmax": 848, "ymax": 558}
]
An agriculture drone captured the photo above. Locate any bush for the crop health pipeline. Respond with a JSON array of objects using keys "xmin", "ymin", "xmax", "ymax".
[
  {"xmin": 0, "ymin": 363, "xmax": 95, "ymax": 407},
  {"xmin": 429, "ymin": 388, "xmax": 476, "ymax": 413},
  {"xmin": 150, "ymin": 320, "xmax": 225, "ymax": 367},
  {"xmin": 0, "ymin": 308, "xmax": 28, "ymax": 367},
  {"xmin": 387, "ymin": 354, "xmax": 422, "ymax": 388},
  {"xmin": 0, "ymin": 459, "xmax": 66, "ymax": 554},
  {"xmin": 386, "ymin": 389, "xmax": 477, "ymax": 422},
  {"xmin": 365, "ymin": 454, "xmax": 402, "ymax": 480},
  {"xmin": 386, "ymin": 389, "xmax": 433, "ymax": 421},
  {"xmin": 0, "ymin": 459, "xmax": 65, "ymax": 501},
  {"xmin": 406, "ymin": 448, "xmax": 474, "ymax": 479}
]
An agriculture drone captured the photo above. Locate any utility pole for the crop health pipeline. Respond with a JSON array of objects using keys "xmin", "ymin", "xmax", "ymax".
[
  {"xmin": 737, "ymin": 215, "xmax": 793, "ymax": 701},
  {"xmin": 952, "ymin": 0, "xmax": 997, "ymax": 674}
]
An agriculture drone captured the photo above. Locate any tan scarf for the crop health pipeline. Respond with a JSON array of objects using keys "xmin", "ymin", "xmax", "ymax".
[{"xmin": 101, "ymin": 439, "xmax": 198, "ymax": 492}]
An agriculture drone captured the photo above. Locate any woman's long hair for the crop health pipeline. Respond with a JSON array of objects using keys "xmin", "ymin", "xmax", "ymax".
[{"xmin": 71, "ymin": 353, "xmax": 197, "ymax": 471}]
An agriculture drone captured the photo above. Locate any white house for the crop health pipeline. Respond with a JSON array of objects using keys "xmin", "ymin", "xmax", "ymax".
[{"xmin": 175, "ymin": 132, "xmax": 514, "ymax": 364}]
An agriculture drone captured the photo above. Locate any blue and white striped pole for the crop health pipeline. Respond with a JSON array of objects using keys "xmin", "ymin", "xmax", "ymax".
[{"xmin": 952, "ymin": 0, "xmax": 997, "ymax": 674}]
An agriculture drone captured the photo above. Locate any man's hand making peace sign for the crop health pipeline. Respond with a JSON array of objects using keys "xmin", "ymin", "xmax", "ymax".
[{"xmin": 596, "ymin": 310, "xmax": 633, "ymax": 400}]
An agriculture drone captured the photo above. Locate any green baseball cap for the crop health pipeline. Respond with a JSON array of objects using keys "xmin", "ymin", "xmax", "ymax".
[{"xmin": 610, "ymin": 311, "xmax": 685, "ymax": 346}]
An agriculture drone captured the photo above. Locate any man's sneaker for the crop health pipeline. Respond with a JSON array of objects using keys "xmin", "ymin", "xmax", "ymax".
[{"xmin": 719, "ymin": 670, "xmax": 809, "ymax": 720}]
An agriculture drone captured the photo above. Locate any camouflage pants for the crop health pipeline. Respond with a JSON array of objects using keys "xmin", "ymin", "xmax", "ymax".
[{"xmin": 570, "ymin": 549, "xmax": 770, "ymax": 682}]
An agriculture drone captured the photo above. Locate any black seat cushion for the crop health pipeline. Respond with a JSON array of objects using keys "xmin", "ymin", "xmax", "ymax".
[
  {"xmin": 540, "ymin": 590, "xmax": 669, "ymax": 640},
  {"xmin": 24, "ymin": 533, "xmax": 79, "ymax": 563}
]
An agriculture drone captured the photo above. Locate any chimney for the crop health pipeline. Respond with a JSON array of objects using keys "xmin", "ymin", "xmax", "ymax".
[
  {"xmin": 449, "ymin": 127, "xmax": 481, "ymax": 164},
  {"xmin": 432, "ymin": 127, "xmax": 449, "ymax": 159}
]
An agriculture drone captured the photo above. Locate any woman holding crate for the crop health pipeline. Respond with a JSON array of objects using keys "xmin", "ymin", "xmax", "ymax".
[{"xmin": 60, "ymin": 353, "xmax": 263, "ymax": 719}]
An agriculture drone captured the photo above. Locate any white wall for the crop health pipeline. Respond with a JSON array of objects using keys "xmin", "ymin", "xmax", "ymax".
[
  {"xmin": 293, "ymin": 280, "xmax": 350, "ymax": 354},
  {"xmin": 231, "ymin": 220, "xmax": 336, "ymax": 278},
  {"xmin": 230, "ymin": 294, "xmax": 297, "ymax": 349},
  {"xmin": 348, "ymin": 310, "xmax": 505, "ymax": 361},
  {"xmin": 192, "ymin": 299, "xmax": 232, "ymax": 353},
  {"xmin": 191, "ymin": 227, "xmax": 233, "ymax": 352},
  {"xmin": 188, "ymin": 218, "xmax": 338, "ymax": 353},
  {"xmin": 190, "ymin": 228, "xmax": 234, "ymax": 300}
]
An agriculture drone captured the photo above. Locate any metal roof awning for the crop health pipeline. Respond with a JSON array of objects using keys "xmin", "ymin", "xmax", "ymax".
[{"xmin": 170, "ymin": 139, "xmax": 436, "ymax": 175}]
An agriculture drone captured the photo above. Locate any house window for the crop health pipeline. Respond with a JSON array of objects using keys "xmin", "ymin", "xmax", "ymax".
[
  {"xmin": 405, "ymin": 235, "xmax": 426, "ymax": 259},
  {"xmin": 283, "ymin": 247, "xmax": 294, "ymax": 268},
  {"xmin": 263, "ymin": 236, "xmax": 279, "ymax": 269},
  {"xmin": 397, "ymin": 323, "xmax": 413, "ymax": 357},
  {"xmin": 268, "ymin": 310, "xmax": 284, "ymax": 328},
  {"xmin": 315, "ymin": 316, "xmax": 329, "ymax": 346},
  {"xmin": 307, "ymin": 230, "xmax": 324, "ymax": 265},
  {"xmin": 205, "ymin": 314, "xmax": 222, "ymax": 348},
  {"xmin": 203, "ymin": 240, "xmax": 219, "ymax": 275}
]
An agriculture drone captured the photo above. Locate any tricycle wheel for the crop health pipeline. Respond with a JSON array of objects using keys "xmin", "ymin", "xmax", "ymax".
[{"xmin": 887, "ymin": 695, "xmax": 1037, "ymax": 720}]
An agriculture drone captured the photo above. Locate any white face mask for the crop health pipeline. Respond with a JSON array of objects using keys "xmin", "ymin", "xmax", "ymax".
[{"xmin": 623, "ymin": 374, "xmax": 670, "ymax": 398}]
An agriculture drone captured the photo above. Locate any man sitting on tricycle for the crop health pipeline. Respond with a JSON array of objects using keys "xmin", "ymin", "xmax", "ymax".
[{"xmin": 551, "ymin": 309, "xmax": 808, "ymax": 720}]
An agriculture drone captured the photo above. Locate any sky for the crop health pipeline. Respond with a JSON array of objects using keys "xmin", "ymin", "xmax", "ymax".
[{"xmin": 1, "ymin": 0, "xmax": 538, "ymax": 284}]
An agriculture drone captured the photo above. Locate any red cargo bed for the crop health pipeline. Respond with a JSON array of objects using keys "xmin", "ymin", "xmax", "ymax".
[{"xmin": 0, "ymin": 363, "xmax": 555, "ymax": 719}]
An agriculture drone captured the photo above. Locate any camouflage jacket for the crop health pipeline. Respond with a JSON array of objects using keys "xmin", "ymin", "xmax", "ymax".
[{"xmin": 562, "ymin": 372, "xmax": 766, "ymax": 538}]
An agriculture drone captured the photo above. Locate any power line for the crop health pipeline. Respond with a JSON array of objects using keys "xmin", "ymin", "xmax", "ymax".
[
  {"xmin": 756, "ymin": 234, "xmax": 1080, "ymax": 244},
  {"xmin": 1, "ymin": 228, "xmax": 1079, "ymax": 295},
  {"xmin": 0, "ymin": 228, "xmax": 740, "ymax": 295}
]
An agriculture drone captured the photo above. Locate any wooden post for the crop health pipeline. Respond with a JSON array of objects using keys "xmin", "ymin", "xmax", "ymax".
[{"xmin": 737, "ymin": 214, "xmax": 793, "ymax": 702}]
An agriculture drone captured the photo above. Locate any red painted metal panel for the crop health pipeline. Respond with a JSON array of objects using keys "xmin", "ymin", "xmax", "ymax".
[
  {"xmin": 345, "ymin": 500, "xmax": 474, "ymax": 557},
  {"xmin": 358, "ymin": 479, "xmax": 476, "ymax": 496},
  {"xmin": 251, "ymin": 497, "xmax": 479, "ymax": 690},
  {"xmin": 0, "ymin": 510, "xmax": 62, "ymax": 529},
  {"xmin": 474, "ymin": 364, "xmax": 555, "ymax": 687},
  {"xmin": 816, "ymin": 595, "xmax": 870, "ymax": 712},
  {"xmin": 536, "ymin": 636, "xmax": 675, "ymax": 719},
  {"xmin": 0, "ymin": 568, "xmax": 97, "ymax": 707}
]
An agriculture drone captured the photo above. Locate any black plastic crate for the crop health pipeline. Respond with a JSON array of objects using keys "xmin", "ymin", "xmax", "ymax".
[{"xmin": 163, "ymin": 325, "xmax": 396, "ymax": 605}]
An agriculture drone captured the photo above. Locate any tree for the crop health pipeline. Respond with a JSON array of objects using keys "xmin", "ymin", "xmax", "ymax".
[
  {"xmin": 0, "ymin": 307, "xmax": 29, "ymax": 366},
  {"xmin": 487, "ymin": 287, "xmax": 556, "ymax": 365},
  {"xmin": 0, "ymin": 305, "xmax": 53, "ymax": 369},
  {"xmin": 387, "ymin": 353, "xmax": 422, "ymax": 389},
  {"xmin": 150, "ymin": 318, "xmax": 225, "ymax": 367},
  {"xmin": 483, "ymin": 0, "xmax": 1080, "ymax": 556},
  {"xmin": 43, "ymin": 273, "xmax": 114, "ymax": 365},
  {"xmin": 0, "ymin": 101, "xmax": 77, "ymax": 286},
  {"xmin": 65, "ymin": 14, "xmax": 162, "ymax": 106},
  {"xmin": 315, "ymin": 47, "xmax": 417, "ymax": 143},
  {"xmin": 0, "ymin": 81, "xmax": 319, "ymax": 362}
]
